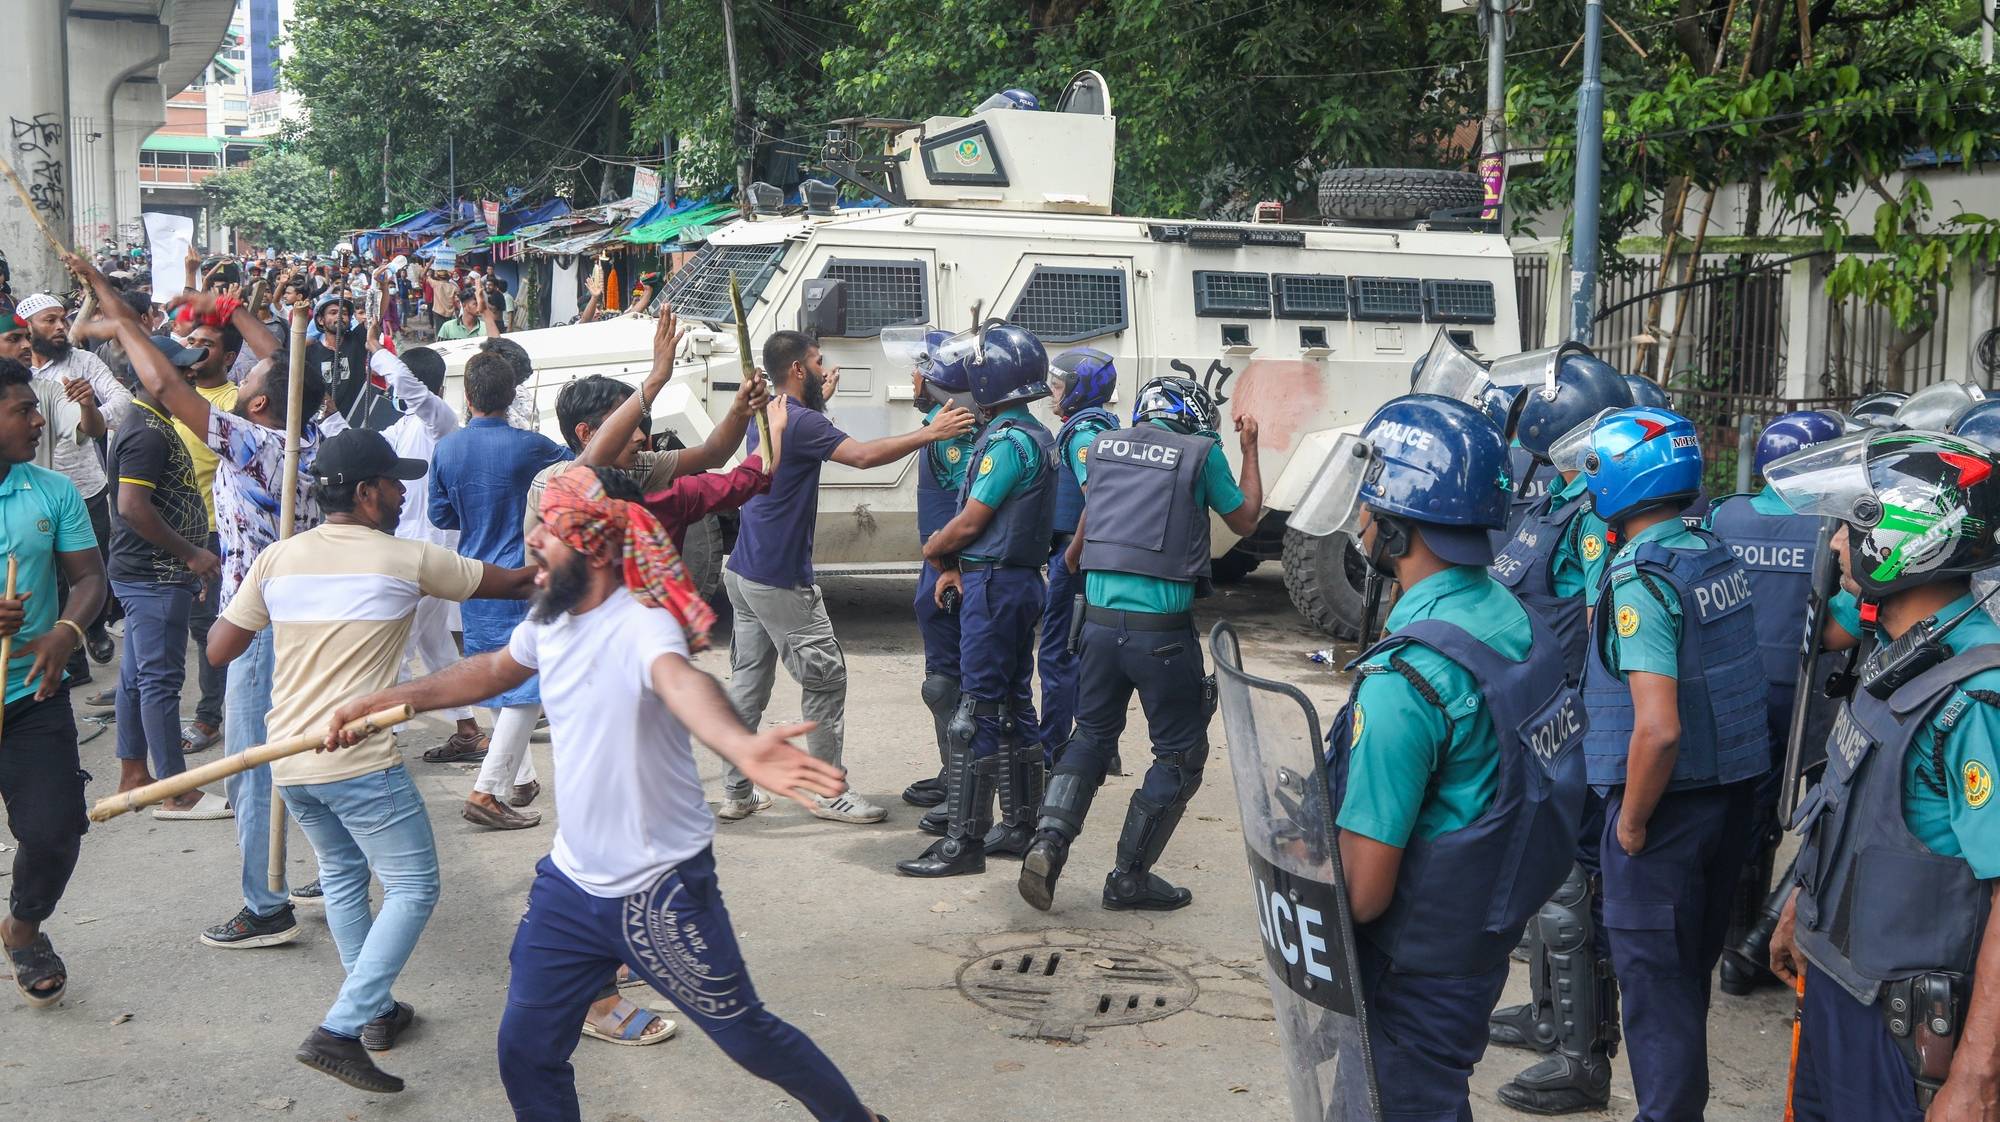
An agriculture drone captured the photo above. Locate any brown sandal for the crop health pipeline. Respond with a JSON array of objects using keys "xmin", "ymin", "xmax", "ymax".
[{"xmin": 422, "ymin": 732, "xmax": 489, "ymax": 763}]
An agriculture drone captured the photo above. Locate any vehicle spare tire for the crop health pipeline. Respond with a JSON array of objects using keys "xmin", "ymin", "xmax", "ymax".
[
  {"xmin": 1317, "ymin": 168, "xmax": 1486, "ymax": 223},
  {"xmin": 1282, "ymin": 527, "xmax": 1374, "ymax": 640}
]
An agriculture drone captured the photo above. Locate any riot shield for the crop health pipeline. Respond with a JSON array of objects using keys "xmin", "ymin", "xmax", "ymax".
[{"xmin": 1211, "ymin": 621, "xmax": 1381, "ymax": 1122}]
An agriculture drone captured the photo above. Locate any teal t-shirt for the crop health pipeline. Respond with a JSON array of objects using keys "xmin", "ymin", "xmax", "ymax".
[
  {"xmin": 1333, "ymin": 565, "xmax": 1527, "ymax": 846},
  {"xmin": 924, "ymin": 404, "xmax": 976, "ymax": 492},
  {"xmin": 1084, "ymin": 425, "xmax": 1245, "ymax": 614},
  {"xmin": 1897, "ymin": 591, "xmax": 2000, "ymax": 877},
  {"xmin": 962, "ymin": 406, "xmax": 1047, "ymax": 563},
  {"xmin": 0, "ymin": 463, "xmax": 97, "ymax": 704},
  {"xmin": 1548, "ymin": 471, "xmax": 1613, "ymax": 600},
  {"xmin": 1748, "ymin": 487, "xmax": 1796, "ymax": 517},
  {"xmin": 1600, "ymin": 517, "xmax": 1709, "ymax": 680}
]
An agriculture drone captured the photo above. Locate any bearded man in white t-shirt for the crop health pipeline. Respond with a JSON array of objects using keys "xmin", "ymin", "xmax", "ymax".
[{"xmin": 329, "ymin": 463, "xmax": 889, "ymax": 1122}]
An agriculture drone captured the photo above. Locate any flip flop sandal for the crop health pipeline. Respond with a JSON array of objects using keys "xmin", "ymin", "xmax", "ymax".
[
  {"xmin": 581, "ymin": 1003, "xmax": 677, "ymax": 1047},
  {"xmin": 180, "ymin": 723, "xmax": 222, "ymax": 753},
  {"xmin": 8, "ymin": 933, "xmax": 67, "ymax": 1009},
  {"xmin": 617, "ymin": 968, "xmax": 649, "ymax": 989}
]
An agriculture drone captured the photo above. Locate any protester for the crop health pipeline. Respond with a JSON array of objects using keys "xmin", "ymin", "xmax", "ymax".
[
  {"xmin": 211, "ymin": 427, "xmax": 534, "ymax": 1093},
  {"xmin": 425, "ymin": 268, "xmax": 456, "ymax": 331},
  {"xmin": 0, "ymin": 354, "xmax": 108, "ymax": 1009},
  {"xmin": 717, "ymin": 329, "xmax": 972, "ymax": 824},
  {"xmin": 105, "ymin": 335, "xmax": 227, "ymax": 819},
  {"xmin": 326, "ymin": 463, "xmax": 887, "ymax": 1121},
  {"xmin": 305, "ymin": 295, "xmax": 370, "ymax": 420},
  {"xmin": 436, "ymin": 284, "xmax": 497, "ymax": 342}
]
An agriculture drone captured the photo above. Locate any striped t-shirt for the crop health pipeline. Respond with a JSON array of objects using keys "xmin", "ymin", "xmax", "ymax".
[{"xmin": 221, "ymin": 521, "xmax": 484, "ymax": 786}]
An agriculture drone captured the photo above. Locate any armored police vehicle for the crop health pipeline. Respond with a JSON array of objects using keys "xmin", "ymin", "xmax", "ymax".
[{"xmin": 433, "ymin": 72, "xmax": 1521, "ymax": 638}]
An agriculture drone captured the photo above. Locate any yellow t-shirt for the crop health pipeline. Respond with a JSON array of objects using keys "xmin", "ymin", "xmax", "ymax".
[
  {"xmin": 221, "ymin": 522, "xmax": 486, "ymax": 786},
  {"xmin": 175, "ymin": 381, "xmax": 240, "ymax": 531}
]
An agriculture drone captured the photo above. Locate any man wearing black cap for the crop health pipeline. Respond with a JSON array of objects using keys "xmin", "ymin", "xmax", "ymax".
[{"xmin": 206, "ymin": 427, "xmax": 535, "ymax": 1094}]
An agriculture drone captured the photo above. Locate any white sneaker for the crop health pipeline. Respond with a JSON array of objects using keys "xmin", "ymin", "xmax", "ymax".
[
  {"xmin": 810, "ymin": 791, "xmax": 887, "ymax": 824},
  {"xmin": 716, "ymin": 790, "xmax": 772, "ymax": 821}
]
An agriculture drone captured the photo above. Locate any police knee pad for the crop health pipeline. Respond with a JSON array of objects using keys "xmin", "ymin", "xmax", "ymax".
[
  {"xmin": 921, "ymin": 674, "xmax": 960, "ymax": 715},
  {"xmin": 1536, "ymin": 864, "xmax": 1595, "ymax": 957},
  {"xmin": 1163, "ymin": 743, "xmax": 1209, "ymax": 806},
  {"xmin": 945, "ymin": 696, "xmax": 980, "ymax": 753}
]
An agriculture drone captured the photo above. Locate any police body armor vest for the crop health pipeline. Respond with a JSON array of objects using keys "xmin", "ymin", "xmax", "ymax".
[
  {"xmin": 1705, "ymin": 494, "xmax": 1819, "ymax": 691},
  {"xmin": 1792, "ymin": 647, "xmax": 2000, "ymax": 1005},
  {"xmin": 1078, "ymin": 426, "xmax": 1214, "ymax": 583},
  {"xmin": 1488, "ymin": 492, "xmax": 1590, "ymax": 679},
  {"xmin": 956, "ymin": 417, "xmax": 1057, "ymax": 567},
  {"xmin": 1327, "ymin": 610, "xmax": 1589, "ymax": 974},
  {"xmin": 1052, "ymin": 407, "xmax": 1118, "ymax": 535},
  {"xmin": 916, "ymin": 431, "xmax": 964, "ymax": 543},
  {"xmin": 1492, "ymin": 447, "xmax": 1553, "ymax": 553},
  {"xmin": 1581, "ymin": 531, "xmax": 1771, "ymax": 792}
]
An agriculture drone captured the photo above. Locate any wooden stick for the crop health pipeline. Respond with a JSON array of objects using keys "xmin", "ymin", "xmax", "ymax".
[
  {"xmin": 0, "ymin": 156, "xmax": 72, "ymax": 257},
  {"xmin": 268, "ymin": 305, "xmax": 311, "ymax": 890},
  {"xmin": 730, "ymin": 272, "xmax": 776, "ymax": 462},
  {"xmin": 91, "ymin": 705, "xmax": 415, "ymax": 822},
  {"xmin": 0, "ymin": 556, "xmax": 15, "ymax": 743}
]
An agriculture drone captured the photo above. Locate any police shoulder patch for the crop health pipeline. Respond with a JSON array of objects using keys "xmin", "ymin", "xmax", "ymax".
[
  {"xmin": 1615, "ymin": 604, "xmax": 1641, "ymax": 638},
  {"xmin": 946, "ymin": 445, "xmax": 962, "ymax": 463},
  {"xmin": 1581, "ymin": 534, "xmax": 1604, "ymax": 562},
  {"xmin": 1076, "ymin": 444, "xmax": 1089, "ymax": 463},
  {"xmin": 1351, "ymin": 704, "xmax": 1365, "ymax": 743},
  {"xmin": 1965, "ymin": 760, "xmax": 1993, "ymax": 809},
  {"xmin": 978, "ymin": 455, "xmax": 993, "ymax": 476}
]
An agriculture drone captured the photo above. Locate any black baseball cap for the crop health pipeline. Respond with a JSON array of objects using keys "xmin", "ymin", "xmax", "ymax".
[{"xmin": 312, "ymin": 428, "xmax": 427, "ymax": 484}]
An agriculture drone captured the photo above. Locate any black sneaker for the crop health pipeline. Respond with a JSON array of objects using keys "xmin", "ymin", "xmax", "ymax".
[
  {"xmin": 86, "ymin": 627, "xmax": 114, "ymax": 665},
  {"xmin": 361, "ymin": 1001, "xmax": 416, "ymax": 1052},
  {"xmin": 296, "ymin": 1027, "xmax": 404, "ymax": 1093},
  {"xmin": 200, "ymin": 904, "xmax": 301, "ymax": 949},
  {"xmin": 290, "ymin": 880, "xmax": 324, "ymax": 904}
]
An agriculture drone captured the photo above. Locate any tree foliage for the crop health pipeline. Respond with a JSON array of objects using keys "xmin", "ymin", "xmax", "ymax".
[{"xmin": 204, "ymin": 150, "xmax": 344, "ymax": 252}]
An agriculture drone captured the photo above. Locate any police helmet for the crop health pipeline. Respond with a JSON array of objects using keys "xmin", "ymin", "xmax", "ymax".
[
  {"xmin": 935, "ymin": 321, "xmax": 1049, "ymax": 409},
  {"xmin": 1764, "ymin": 430, "xmax": 2000, "ymax": 597},
  {"xmin": 1952, "ymin": 399, "xmax": 2000, "ymax": 453},
  {"xmin": 1050, "ymin": 348, "xmax": 1117, "ymax": 415},
  {"xmin": 1511, "ymin": 351, "xmax": 1634, "ymax": 461},
  {"xmin": 1567, "ymin": 406, "xmax": 1705, "ymax": 523},
  {"xmin": 975, "ymin": 88, "xmax": 1040, "ymax": 112},
  {"xmin": 1892, "ymin": 382, "xmax": 1986, "ymax": 432},
  {"xmin": 1623, "ymin": 374, "xmax": 1671, "ymax": 410},
  {"xmin": 1849, "ymin": 391, "xmax": 1908, "ymax": 430},
  {"xmin": 1754, "ymin": 410, "xmax": 1845, "ymax": 475},
  {"xmin": 1133, "ymin": 376, "xmax": 1219, "ymax": 435}
]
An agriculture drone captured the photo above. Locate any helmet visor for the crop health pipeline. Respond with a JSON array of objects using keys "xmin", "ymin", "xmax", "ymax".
[
  {"xmin": 1487, "ymin": 344, "xmax": 1571, "ymax": 397},
  {"xmin": 1411, "ymin": 329, "xmax": 1492, "ymax": 405},
  {"xmin": 880, "ymin": 325, "xmax": 936, "ymax": 373},
  {"xmin": 1288, "ymin": 434, "xmax": 1376, "ymax": 538},
  {"xmin": 931, "ymin": 321, "xmax": 1000, "ymax": 373},
  {"xmin": 1546, "ymin": 408, "xmax": 1620, "ymax": 474},
  {"xmin": 1761, "ymin": 432, "xmax": 1881, "ymax": 524},
  {"xmin": 1893, "ymin": 382, "xmax": 1987, "ymax": 431}
]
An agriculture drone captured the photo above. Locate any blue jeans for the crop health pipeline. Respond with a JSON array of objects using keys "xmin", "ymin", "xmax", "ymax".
[
  {"xmin": 223, "ymin": 629, "xmax": 287, "ymax": 916},
  {"xmin": 111, "ymin": 580, "xmax": 193, "ymax": 779},
  {"xmin": 279, "ymin": 764, "xmax": 440, "ymax": 1039}
]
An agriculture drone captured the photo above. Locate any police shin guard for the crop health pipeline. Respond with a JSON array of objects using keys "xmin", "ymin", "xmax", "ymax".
[
  {"xmin": 903, "ymin": 675, "xmax": 959, "ymax": 810},
  {"xmin": 1489, "ymin": 920, "xmax": 1557, "ymax": 1053},
  {"xmin": 897, "ymin": 701, "xmax": 991, "ymax": 879},
  {"xmin": 1102, "ymin": 792, "xmax": 1193, "ymax": 912},
  {"xmin": 1721, "ymin": 850, "xmax": 1793, "ymax": 997},
  {"xmin": 1019, "ymin": 770, "xmax": 1099, "ymax": 912},
  {"xmin": 1496, "ymin": 864, "xmax": 1615, "ymax": 1115},
  {"xmin": 982, "ymin": 731, "xmax": 1043, "ymax": 860}
]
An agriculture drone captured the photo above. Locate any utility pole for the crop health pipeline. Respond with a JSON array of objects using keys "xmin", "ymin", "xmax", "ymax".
[
  {"xmin": 720, "ymin": 0, "xmax": 753, "ymax": 209},
  {"xmin": 1480, "ymin": 0, "xmax": 1508, "ymax": 221},
  {"xmin": 447, "ymin": 133, "xmax": 456, "ymax": 223},
  {"xmin": 381, "ymin": 130, "xmax": 392, "ymax": 221},
  {"xmin": 1984, "ymin": 0, "xmax": 1994, "ymax": 65},
  {"xmin": 1568, "ymin": 0, "xmax": 1606, "ymax": 344},
  {"xmin": 656, "ymin": 0, "xmax": 675, "ymax": 206}
]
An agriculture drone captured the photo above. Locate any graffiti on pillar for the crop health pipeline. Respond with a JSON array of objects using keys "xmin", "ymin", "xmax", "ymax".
[
  {"xmin": 9, "ymin": 114, "xmax": 66, "ymax": 219},
  {"xmin": 1168, "ymin": 356, "xmax": 1235, "ymax": 407}
]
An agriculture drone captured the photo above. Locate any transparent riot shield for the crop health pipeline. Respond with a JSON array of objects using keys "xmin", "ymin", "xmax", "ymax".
[{"xmin": 1210, "ymin": 621, "xmax": 1381, "ymax": 1122}]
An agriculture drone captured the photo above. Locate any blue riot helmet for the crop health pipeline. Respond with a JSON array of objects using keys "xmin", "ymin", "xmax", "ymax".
[
  {"xmin": 1623, "ymin": 374, "xmax": 1671, "ymax": 410},
  {"xmin": 1477, "ymin": 382, "xmax": 1517, "ymax": 430},
  {"xmin": 1507, "ymin": 347, "xmax": 1634, "ymax": 462},
  {"xmin": 1050, "ymin": 347, "xmax": 1117, "ymax": 416},
  {"xmin": 1952, "ymin": 399, "xmax": 2000, "ymax": 453},
  {"xmin": 1288, "ymin": 394, "xmax": 1510, "ymax": 566},
  {"xmin": 975, "ymin": 88, "xmax": 1041, "ymax": 112},
  {"xmin": 882, "ymin": 325, "xmax": 971, "ymax": 409},
  {"xmin": 932, "ymin": 320, "xmax": 1049, "ymax": 410},
  {"xmin": 1556, "ymin": 406, "xmax": 1705, "ymax": 523},
  {"xmin": 1848, "ymin": 391, "xmax": 1908, "ymax": 430},
  {"xmin": 1892, "ymin": 381, "xmax": 1986, "ymax": 432},
  {"xmin": 1754, "ymin": 409, "xmax": 1845, "ymax": 475},
  {"xmin": 1133, "ymin": 375, "xmax": 1219, "ymax": 435}
]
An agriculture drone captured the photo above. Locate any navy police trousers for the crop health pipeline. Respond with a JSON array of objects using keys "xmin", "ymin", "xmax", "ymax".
[
  {"xmin": 1037, "ymin": 535, "xmax": 1080, "ymax": 765},
  {"xmin": 1789, "ymin": 962, "xmax": 1925, "ymax": 1122},
  {"xmin": 1355, "ymin": 941, "xmax": 1510, "ymax": 1122},
  {"xmin": 915, "ymin": 561, "xmax": 961, "ymax": 680},
  {"xmin": 960, "ymin": 565, "xmax": 1043, "ymax": 758}
]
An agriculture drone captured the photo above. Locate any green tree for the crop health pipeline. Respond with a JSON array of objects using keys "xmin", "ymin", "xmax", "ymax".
[{"xmin": 204, "ymin": 150, "xmax": 345, "ymax": 252}]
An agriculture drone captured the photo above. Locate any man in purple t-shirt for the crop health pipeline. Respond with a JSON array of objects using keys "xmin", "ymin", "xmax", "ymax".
[{"xmin": 719, "ymin": 329, "xmax": 971, "ymax": 824}]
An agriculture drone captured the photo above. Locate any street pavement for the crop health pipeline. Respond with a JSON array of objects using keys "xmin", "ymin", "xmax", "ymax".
[{"xmin": 0, "ymin": 568, "xmax": 1793, "ymax": 1120}]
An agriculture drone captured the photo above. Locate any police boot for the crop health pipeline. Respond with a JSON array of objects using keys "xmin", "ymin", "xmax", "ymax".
[
  {"xmin": 1496, "ymin": 864, "xmax": 1615, "ymax": 1115},
  {"xmin": 1102, "ymin": 792, "xmax": 1192, "ymax": 911},
  {"xmin": 983, "ymin": 736, "xmax": 1043, "ymax": 859},
  {"xmin": 902, "ymin": 675, "xmax": 958, "ymax": 809},
  {"xmin": 1020, "ymin": 770, "xmax": 1098, "ymax": 911},
  {"xmin": 896, "ymin": 742, "xmax": 992, "ymax": 879},
  {"xmin": 1721, "ymin": 850, "xmax": 1792, "ymax": 997}
]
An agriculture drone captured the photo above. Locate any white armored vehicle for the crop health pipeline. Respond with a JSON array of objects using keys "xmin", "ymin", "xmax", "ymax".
[{"xmin": 434, "ymin": 73, "xmax": 1519, "ymax": 636}]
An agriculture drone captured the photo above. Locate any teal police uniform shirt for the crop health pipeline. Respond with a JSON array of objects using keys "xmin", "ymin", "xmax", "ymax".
[
  {"xmin": 1829, "ymin": 588, "xmax": 1866, "ymax": 641},
  {"xmin": 1601, "ymin": 517, "xmax": 1709, "ymax": 680},
  {"xmin": 961, "ymin": 405, "xmax": 1046, "ymax": 563},
  {"xmin": 1334, "ymin": 565, "xmax": 1526, "ymax": 847},
  {"xmin": 0, "ymin": 463, "xmax": 96, "ymax": 705},
  {"xmin": 925, "ymin": 403, "xmax": 976, "ymax": 491},
  {"xmin": 1549, "ymin": 471, "xmax": 1613, "ymax": 599},
  {"xmin": 1083, "ymin": 424, "xmax": 1245, "ymax": 615},
  {"xmin": 1061, "ymin": 411, "xmax": 1116, "ymax": 489}
]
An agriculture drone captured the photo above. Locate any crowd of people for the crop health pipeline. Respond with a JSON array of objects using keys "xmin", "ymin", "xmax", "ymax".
[{"xmin": 0, "ymin": 231, "xmax": 1995, "ymax": 1122}]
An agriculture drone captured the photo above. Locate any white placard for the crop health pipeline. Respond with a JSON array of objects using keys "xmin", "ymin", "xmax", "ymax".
[{"xmin": 143, "ymin": 211, "xmax": 194, "ymax": 297}]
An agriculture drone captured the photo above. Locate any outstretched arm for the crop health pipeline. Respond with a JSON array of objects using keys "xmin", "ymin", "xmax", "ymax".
[
  {"xmin": 324, "ymin": 649, "xmax": 536, "ymax": 746},
  {"xmin": 67, "ymin": 253, "xmax": 211, "ymax": 435},
  {"xmin": 829, "ymin": 405, "xmax": 974, "ymax": 469},
  {"xmin": 649, "ymin": 651, "xmax": 845, "ymax": 810}
]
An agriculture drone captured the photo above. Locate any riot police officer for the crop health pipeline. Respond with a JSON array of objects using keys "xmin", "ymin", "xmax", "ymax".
[
  {"xmin": 1765, "ymin": 428, "xmax": 2000, "ymax": 1122},
  {"xmin": 1564, "ymin": 405, "xmax": 1771, "ymax": 1122},
  {"xmin": 898, "ymin": 330, "xmax": 981, "ymax": 827},
  {"xmin": 1702, "ymin": 409, "xmax": 1845, "ymax": 995},
  {"xmin": 899, "ymin": 322, "xmax": 1056, "ymax": 878},
  {"xmin": 1301, "ymin": 393, "xmax": 1588, "ymax": 1122},
  {"xmin": 1018, "ymin": 376, "xmax": 1262, "ymax": 911},
  {"xmin": 1038, "ymin": 348, "xmax": 1121, "ymax": 771}
]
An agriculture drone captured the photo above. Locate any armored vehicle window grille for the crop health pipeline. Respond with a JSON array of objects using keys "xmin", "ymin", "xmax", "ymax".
[
  {"xmin": 657, "ymin": 242, "xmax": 788, "ymax": 323},
  {"xmin": 819, "ymin": 258, "xmax": 929, "ymax": 336},
  {"xmin": 1272, "ymin": 274, "xmax": 1348, "ymax": 320},
  {"xmin": 1423, "ymin": 279, "xmax": 1497, "ymax": 324},
  {"xmin": 1350, "ymin": 276, "xmax": 1424, "ymax": 322},
  {"xmin": 1008, "ymin": 266, "xmax": 1129, "ymax": 342},
  {"xmin": 1193, "ymin": 271, "xmax": 1271, "ymax": 318}
]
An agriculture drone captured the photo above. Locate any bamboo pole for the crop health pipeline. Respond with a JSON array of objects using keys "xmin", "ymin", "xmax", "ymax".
[{"xmin": 267, "ymin": 306, "xmax": 310, "ymax": 892}]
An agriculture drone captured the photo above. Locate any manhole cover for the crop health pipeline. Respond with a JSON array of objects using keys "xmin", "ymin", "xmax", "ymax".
[{"xmin": 957, "ymin": 943, "xmax": 1198, "ymax": 1041}]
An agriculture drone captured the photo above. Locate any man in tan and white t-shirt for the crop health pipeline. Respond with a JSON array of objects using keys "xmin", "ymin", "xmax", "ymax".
[{"xmin": 207, "ymin": 427, "xmax": 533, "ymax": 1095}]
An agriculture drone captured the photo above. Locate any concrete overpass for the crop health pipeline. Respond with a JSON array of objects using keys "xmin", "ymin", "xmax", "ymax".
[{"xmin": 4, "ymin": 0, "xmax": 235, "ymax": 295}]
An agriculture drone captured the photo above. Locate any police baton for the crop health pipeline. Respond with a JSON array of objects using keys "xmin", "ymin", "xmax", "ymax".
[{"xmin": 1777, "ymin": 515, "xmax": 1840, "ymax": 823}]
